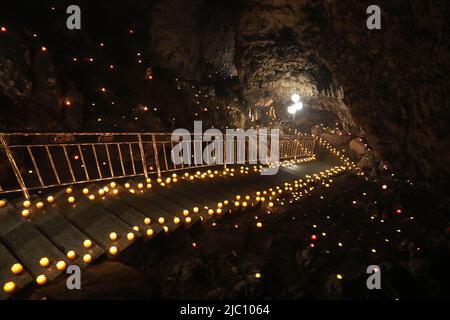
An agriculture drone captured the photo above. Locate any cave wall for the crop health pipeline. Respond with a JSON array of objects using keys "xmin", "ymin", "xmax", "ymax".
[
  {"xmin": 149, "ymin": 0, "xmax": 238, "ymax": 80},
  {"xmin": 307, "ymin": 0, "xmax": 450, "ymax": 181}
]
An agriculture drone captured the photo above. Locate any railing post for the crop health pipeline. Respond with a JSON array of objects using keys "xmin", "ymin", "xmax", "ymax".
[
  {"xmin": 0, "ymin": 134, "xmax": 30, "ymax": 199},
  {"xmin": 150, "ymin": 134, "xmax": 161, "ymax": 178},
  {"xmin": 311, "ymin": 136, "xmax": 317, "ymax": 155},
  {"xmin": 138, "ymin": 134, "xmax": 149, "ymax": 179},
  {"xmin": 223, "ymin": 135, "xmax": 227, "ymax": 170},
  {"xmin": 294, "ymin": 139, "xmax": 299, "ymax": 160}
]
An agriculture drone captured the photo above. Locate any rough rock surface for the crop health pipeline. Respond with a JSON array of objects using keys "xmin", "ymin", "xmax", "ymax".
[{"xmin": 28, "ymin": 262, "xmax": 151, "ymax": 300}]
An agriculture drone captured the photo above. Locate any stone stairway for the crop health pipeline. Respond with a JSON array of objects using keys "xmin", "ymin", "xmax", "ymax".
[{"xmin": 0, "ymin": 155, "xmax": 343, "ymax": 299}]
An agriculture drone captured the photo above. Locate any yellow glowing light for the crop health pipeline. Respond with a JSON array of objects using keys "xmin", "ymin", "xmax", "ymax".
[
  {"xmin": 163, "ymin": 226, "xmax": 169, "ymax": 233},
  {"xmin": 235, "ymin": 195, "xmax": 241, "ymax": 200},
  {"xmin": 208, "ymin": 209, "xmax": 214, "ymax": 216},
  {"xmin": 146, "ymin": 229, "xmax": 154, "ymax": 237},
  {"xmin": 67, "ymin": 250, "xmax": 76, "ymax": 260},
  {"xmin": 11, "ymin": 263, "xmax": 23, "ymax": 275},
  {"xmin": 109, "ymin": 232, "xmax": 118, "ymax": 241},
  {"xmin": 174, "ymin": 217, "xmax": 181, "ymax": 224},
  {"xmin": 88, "ymin": 194, "xmax": 95, "ymax": 201},
  {"xmin": 98, "ymin": 189, "xmax": 105, "ymax": 196},
  {"xmin": 36, "ymin": 274, "xmax": 47, "ymax": 286},
  {"xmin": 112, "ymin": 189, "xmax": 119, "ymax": 196},
  {"xmin": 183, "ymin": 210, "xmax": 189, "ymax": 217},
  {"xmin": 36, "ymin": 202, "xmax": 44, "ymax": 209},
  {"xmin": 127, "ymin": 232, "xmax": 135, "ymax": 241},
  {"xmin": 103, "ymin": 186, "xmax": 110, "ymax": 193},
  {"xmin": 224, "ymin": 200, "xmax": 229, "ymax": 206},
  {"xmin": 147, "ymin": 184, "xmax": 152, "ymax": 189},
  {"xmin": 133, "ymin": 226, "xmax": 140, "ymax": 232},
  {"xmin": 0, "ymin": 199, "xmax": 7, "ymax": 208},
  {"xmin": 23, "ymin": 200, "xmax": 31, "ymax": 208},
  {"xmin": 216, "ymin": 208, "xmax": 222, "ymax": 215},
  {"xmin": 39, "ymin": 257, "xmax": 50, "ymax": 267},
  {"xmin": 83, "ymin": 239, "xmax": 92, "ymax": 249},
  {"xmin": 47, "ymin": 196, "xmax": 55, "ymax": 203},
  {"xmin": 158, "ymin": 217, "xmax": 165, "ymax": 224},
  {"xmin": 110, "ymin": 182, "xmax": 117, "ymax": 188},
  {"xmin": 144, "ymin": 218, "xmax": 151, "ymax": 225},
  {"xmin": 21, "ymin": 209, "xmax": 30, "ymax": 218},
  {"xmin": 125, "ymin": 183, "xmax": 131, "ymax": 189},
  {"xmin": 234, "ymin": 201, "xmax": 240, "ymax": 207},
  {"xmin": 256, "ymin": 222, "xmax": 263, "ymax": 228},
  {"xmin": 157, "ymin": 178, "xmax": 162, "ymax": 183},
  {"xmin": 56, "ymin": 261, "xmax": 67, "ymax": 271},
  {"xmin": 3, "ymin": 281, "xmax": 16, "ymax": 293},
  {"xmin": 217, "ymin": 203, "xmax": 223, "ymax": 208},
  {"xmin": 66, "ymin": 188, "xmax": 73, "ymax": 194},
  {"xmin": 83, "ymin": 254, "xmax": 92, "ymax": 264},
  {"xmin": 138, "ymin": 183, "xmax": 144, "ymax": 189},
  {"xmin": 185, "ymin": 217, "xmax": 192, "ymax": 224},
  {"xmin": 255, "ymin": 273, "xmax": 261, "ymax": 279},
  {"xmin": 68, "ymin": 196, "xmax": 75, "ymax": 204},
  {"xmin": 109, "ymin": 246, "xmax": 118, "ymax": 256},
  {"xmin": 337, "ymin": 274, "xmax": 343, "ymax": 280},
  {"xmin": 193, "ymin": 207, "xmax": 199, "ymax": 213},
  {"xmin": 242, "ymin": 202, "xmax": 248, "ymax": 208}
]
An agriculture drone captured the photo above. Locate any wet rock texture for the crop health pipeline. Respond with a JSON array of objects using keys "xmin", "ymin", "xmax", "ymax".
[
  {"xmin": 236, "ymin": 0, "xmax": 450, "ymax": 183},
  {"xmin": 149, "ymin": 0, "xmax": 450, "ymax": 185},
  {"xmin": 29, "ymin": 262, "xmax": 152, "ymax": 300}
]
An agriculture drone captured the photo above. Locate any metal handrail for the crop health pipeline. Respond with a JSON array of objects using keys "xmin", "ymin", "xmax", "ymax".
[{"xmin": 0, "ymin": 132, "xmax": 316, "ymax": 199}]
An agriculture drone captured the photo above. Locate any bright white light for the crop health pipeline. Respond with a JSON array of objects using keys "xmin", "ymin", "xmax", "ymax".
[
  {"xmin": 291, "ymin": 93, "xmax": 300, "ymax": 103},
  {"xmin": 287, "ymin": 105, "xmax": 297, "ymax": 114},
  {"xmin": 287, "ymin": 102, "xmax": 303, "ymax": 115},
  {"xmin": 294, "ymin": 101, "xmax": 303, "ymax": 111}
]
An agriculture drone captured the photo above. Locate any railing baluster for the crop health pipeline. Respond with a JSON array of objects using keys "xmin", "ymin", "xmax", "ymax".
[
  {"xmin": 92, "ymin": 145, "xmax": 103, "ymax": 179},
  {"xmin": 151, "ymin": 134, "xmax": 161, "ymax": 178},
  {"xmin": 128, "ymin": 143, "xmax": 136, "ymax": 175},
  {"xmin": 77, "ymin": 145, "xmax": 90, "ymax": 180},
  {"xmin": 117, "ymin": 144, "xmax": 126, "ymax": 176},
  {"xmin": 105, "ymin": 144, "xmax": 114, "ymax": 177},
  {"xmin": 223, "ymin": 135, "xmax": 227, "ymax": 170},
  {"xmin": 162, "ymin": 142, "xmax": 169, "ymax": 171},
  {"xmin": 0, "ymin": 134, "xmax": 30, "ymax": 199},
  {"xmin": 138, "ymin": 133, "xmax": 149, "ymax": 178},
  {"xmin": 45, "ymin": 145, "xmax": 61, "ymax": 184},
  {"xmin": 62, "ymin": 145, "xmax": 76, "ymax": 182},
  {"xmin": 27, "ymin": 146, "xmax": 45, "ymax": 187}
]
